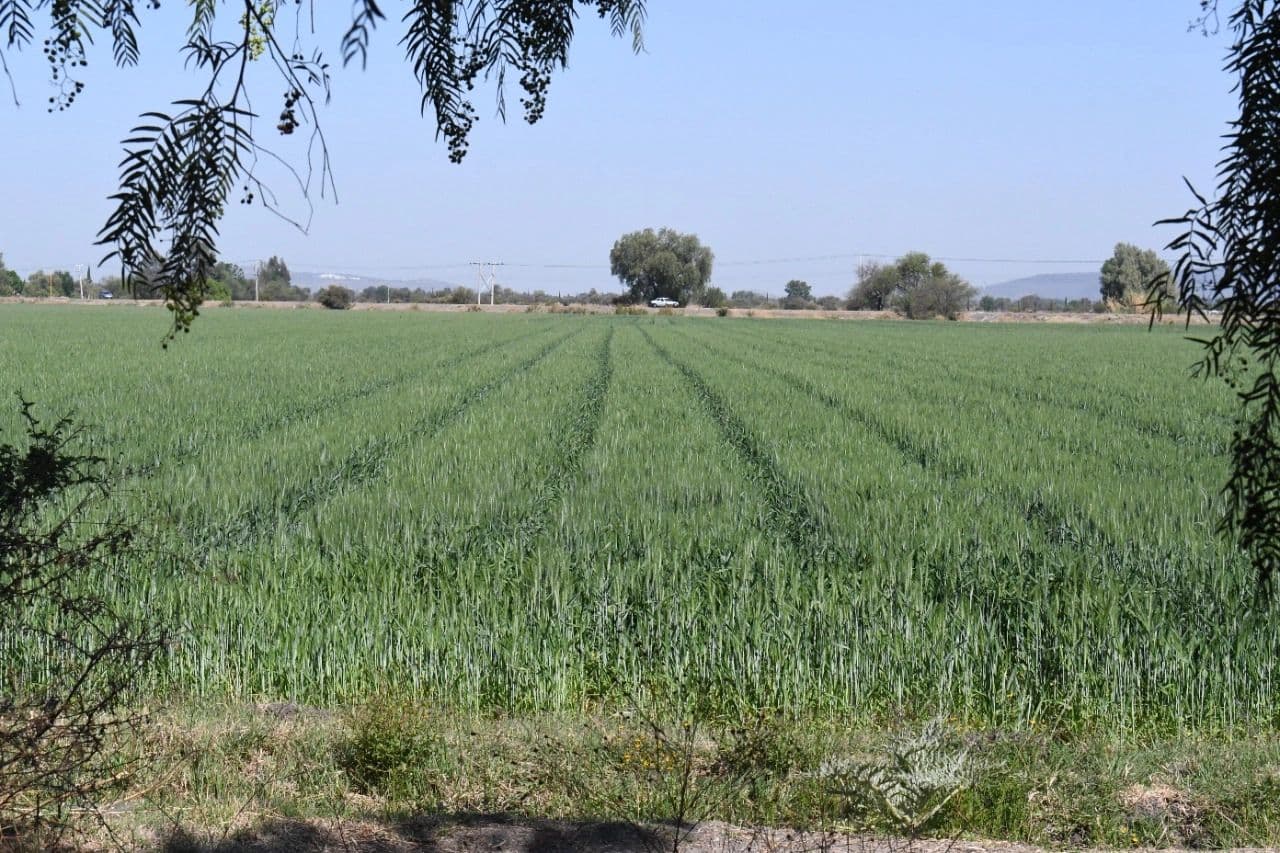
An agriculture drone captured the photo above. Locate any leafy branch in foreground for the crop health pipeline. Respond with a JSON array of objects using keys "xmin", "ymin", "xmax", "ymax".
[
  {"xmin": 2, "ymin": 1, "xmax": 646, "ymax": 336},
  {"xmin": 1153, "ymin": 0, "xmax": 1280, "ymax": 593},
  {"xmin": 98, "ymin": 100, "xmax": 253, "ymax": 340},
  {"xmin": 0, "ymin": 399, "xmax": 164, "ymax": 841}
]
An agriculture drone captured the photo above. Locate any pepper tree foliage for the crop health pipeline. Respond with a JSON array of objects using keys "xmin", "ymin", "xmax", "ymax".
[
  {"xmin": 0, "ymin": 0, "xmax": 646, "ymax": 338},
  {"xmin": 1155, "ymin": 0, "xmax": 1280, "ymax": 592}
]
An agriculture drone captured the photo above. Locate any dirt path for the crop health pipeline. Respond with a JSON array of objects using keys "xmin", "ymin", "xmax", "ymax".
[
  {"xmin": 0, "ymin": 296, "xmax": 1220, "ymax": 324},
  {"xmin": 146, "ymin": 815, "xmax": 1273, "ymax": 852}
]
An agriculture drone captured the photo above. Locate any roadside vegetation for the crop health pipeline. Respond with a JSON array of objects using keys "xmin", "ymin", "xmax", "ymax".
[{"xmin": 48, "ymin": 699, "xmax": 1280, "ymax": 849}]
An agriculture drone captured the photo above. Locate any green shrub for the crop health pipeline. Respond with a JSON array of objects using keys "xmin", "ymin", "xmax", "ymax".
[
  {"xmin": 316, "ymin": 285, "xmax": 355, "ymax": 310},
  {"xmin": 205, "ymin": 279, "xmax": 233, "ymax": 306},
  {"xmin": 337, "ymin": 695, "xmax": 442, "ymax": 802},
  {"xmin": 614, "ymin": 304, "xmax": 645, "ymax": 316},
  {"xmin": 702, "ymin": 286, "xmax": 729, "ymax": 309},
  {"xmin": 716, "ymin": 306, "xmax": 730, "ymax": 317},
  {"xmin": 716, "ymin": 712, "xmax": 804, "ymax": 776},
  {"xmin": 1, "ymin": 402, "xmax": 162, "ymax": 841}
]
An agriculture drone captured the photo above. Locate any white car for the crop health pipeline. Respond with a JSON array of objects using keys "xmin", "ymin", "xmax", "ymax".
[{"xmin": 648, "ymin": 297, "xmax": 679, "ymax": 308}]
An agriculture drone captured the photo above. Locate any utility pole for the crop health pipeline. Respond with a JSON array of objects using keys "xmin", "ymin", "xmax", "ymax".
[
  {"xmin": 470, "ymin": 261, "xmax": 504, "ymax": 306},
  {"xmin": 254, "ymin": 260, "xmax": 260, "ymax": 302},
  {"xmin": 73, "ymin": 263, "xmax": 84, "ymax": 299}
]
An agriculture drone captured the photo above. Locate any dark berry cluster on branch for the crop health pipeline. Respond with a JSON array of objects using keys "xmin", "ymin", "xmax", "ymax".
[{"xmin": 278, "ymin": 88, "xmax": 303, "ymax": 135}]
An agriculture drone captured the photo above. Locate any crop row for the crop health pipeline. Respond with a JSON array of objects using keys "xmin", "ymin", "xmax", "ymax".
[
  {"xmin": 639, "ymin": 326, "xmax": 840, "ymax": 566},
  {"xmin": 169, "ymin": 326, "xmax": 576, "ymax": 553},
  {"xmin": 696, "ymin": 321, "xmax": 1223, "ymax": 547},
  {"xmin": 1, "ymin": 308, "xmax": 1274, "ymax": 728},
  {"xmin": 679, "ymin": 326, "xmax": 1106, "ymax": 549}
]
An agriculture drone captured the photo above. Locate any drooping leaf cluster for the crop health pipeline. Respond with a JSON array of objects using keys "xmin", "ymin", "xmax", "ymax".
[
  {"xmin": 1156, "ymin": 0, "xmax": 1280, "ymax": 592},
  {"xmin": 402, "ymin": 0, "xmax": 644, "ymax": 163},
  {"xmin": 1, "ymin": 1, "xmax": 645, "ymax": 337},
  {"xmin": 0, "ymin": 0, "xmax": 145, "ymax": 112}
]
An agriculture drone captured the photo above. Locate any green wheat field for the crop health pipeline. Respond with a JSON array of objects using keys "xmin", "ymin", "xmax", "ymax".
[{"xmin": 2, "ymin": 305, "xmax": 1272, "ymax": 730}]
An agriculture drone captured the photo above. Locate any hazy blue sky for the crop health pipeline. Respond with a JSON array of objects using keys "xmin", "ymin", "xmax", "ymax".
[{"xmin": 0, "ymin": 2, "xmax": 1236, "ymax": 296}]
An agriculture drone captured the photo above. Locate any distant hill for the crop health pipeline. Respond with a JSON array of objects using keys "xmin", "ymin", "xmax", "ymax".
[
  {"xmin": 291, "ymin": 271, "xmax": 461, "ymax": 292},
  {"xmin": 982, "ymin": 272, "xmax": 1098, "ymax": 301}
]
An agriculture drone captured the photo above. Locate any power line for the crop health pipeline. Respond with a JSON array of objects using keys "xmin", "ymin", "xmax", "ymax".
[
  {"xmin": 6, "ymin": 249, "xmax": 1122, "ymax": 281},
  {"xmin": 276, "ymin": 251, "xmax": 1113, "ymax": 275},
  {"xmin": 470, "ymin": 261, "xmax": 504, "ymax": 305}
]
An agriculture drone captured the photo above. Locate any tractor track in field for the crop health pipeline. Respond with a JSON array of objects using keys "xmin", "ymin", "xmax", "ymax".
[
  {"xmin": 711, "ymin": 322, "xmax": 916, "ymax": 377},
  {"xmin": 684, "ymin": 329, "xmax": 1114, "ymax": 551},
  {"xmin": 127, "ymin": 327, "xmax": 553, "ymax": 481},
  {"xmin": 684, "ymin": 330, "xmax": 973, "ymax": 480},
  {"xmin": 187, "ymin": 328, "xmax": 582, "ymax": 553},
  {"xmin": 711, "ymin": 323, "xmax": 1226, "ymax": 453},
  {"xmin": 639, "ymin": 326, "xmax": 848, "ymax": 568},
  {"xmin": 236, "ymin": 328, "xmax": 548, "ymax": 442},
  {"xmin": 416, "ymin": 326, "xmax": 616, "ymax": 568},
  {"xmin": 507, "ymin": 326, "xmax": 615, "ymax": 544}
]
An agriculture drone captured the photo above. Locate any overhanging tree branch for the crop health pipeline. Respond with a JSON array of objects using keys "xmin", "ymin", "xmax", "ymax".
[
  {"xmin": 2, "ymin": 1, "xmax": 646, "ymax": 336},
  {"xmin": 1154, "ymin": 0, "xmax": 1280, "ymax": 594}
]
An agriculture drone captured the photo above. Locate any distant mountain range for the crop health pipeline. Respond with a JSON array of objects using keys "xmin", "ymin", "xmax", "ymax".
[
  {"xmin": 982, "ymin": 272, "xmax": 1099, "ymax": 301},
  {"xmin": 290, "ymin": 271, "xmax": 462, "ymax": 292}
]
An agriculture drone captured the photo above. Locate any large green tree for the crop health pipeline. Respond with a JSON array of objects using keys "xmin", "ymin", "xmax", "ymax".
[
  {"xmin": 260, "ymin": 256, "xmax": 291, "ymax": 288},
  {"xmin": 0, "ymin": 1, "xmax": 646, "ymax": 335},
  {"xmin": 205, "ymin": 262, "xmax": 253, "ymax": 302},
  {"xmin": 782, "ymin": 279, "xmax": 812, "ymax": 309},
  {"xmin": 0, "ymin": 254, "xmax": 20, "ymax": 296},
  {"xmin": 845, "ymin": 262, "xmax": 897, "ymax": 311},
  {"xmin": 1099, "ymin": 242, "xmax": 1172, "ymax": 306},
  {"xmin": 253, "ymin": 256, "xmax": 307, "ymax": 301},
  {"xmin": 23, "ymin": 270, "xmax": 76, "ymax": 299},
  {"xmin": 701, "ymin": 286, "xmax": 728, "ymax": 309},
  {"xmin": 785, "ymin": 280, "xmax": 811, "ymax": 300},
  {"xmin": 847, "ymin": 253, "xmax": 975, "ymax": 319},
  {"xmin": 609, "ymin": 228, "xmax": 714, "ymax": 305},
  {"xmin": 729, "ymin": 290, "xmax": 770, "ymax": 309}
]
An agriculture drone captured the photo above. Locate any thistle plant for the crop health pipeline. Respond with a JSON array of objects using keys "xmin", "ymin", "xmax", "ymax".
[{"xmin": 820, "ymin": 718, "xmax": 972, "ymax": 836}]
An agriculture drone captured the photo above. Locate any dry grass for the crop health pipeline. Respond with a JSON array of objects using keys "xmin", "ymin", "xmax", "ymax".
[
  {"xmin": 0, "ymin": 296, "xmax": 1219, "ymax": 324},
  {"xmin": 31, "ymin": 701, "xmax": 1274, "ymax": 852}
]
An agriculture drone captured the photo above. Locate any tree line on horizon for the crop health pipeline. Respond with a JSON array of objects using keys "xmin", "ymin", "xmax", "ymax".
[
  {"xmin": 2, "ymin": 240, "xmax": 1176, "ymax": 316},
  {"xmin": 603, "ymin": 229, "xmax": 1173, "ymax": 317}
]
